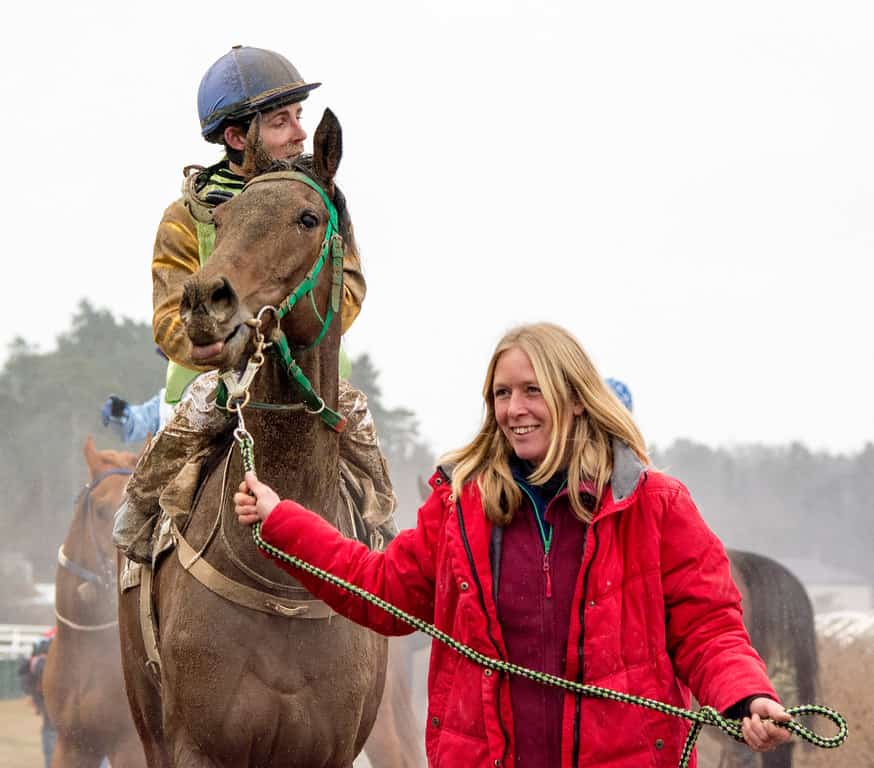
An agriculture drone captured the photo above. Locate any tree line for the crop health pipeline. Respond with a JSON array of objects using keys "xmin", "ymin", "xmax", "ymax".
[{"xmin": 0, "ymin": 302, "xmax": 870, "ymax": 589}]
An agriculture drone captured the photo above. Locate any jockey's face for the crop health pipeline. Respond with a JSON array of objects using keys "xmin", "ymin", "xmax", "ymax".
[
  {"xmin": 258, "ymin": 102, "xmax": 307, "ymax": 161},
  {"xmin": 224, "ymin": 102, "xmax": 307, "ymax": 171}
]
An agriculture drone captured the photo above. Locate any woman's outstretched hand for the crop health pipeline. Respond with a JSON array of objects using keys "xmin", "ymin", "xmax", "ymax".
[
  {"xmin": 742, "ymin": 697, "xmax": 793, "ymax": 752},
  {"xmin": 234, "ymin": 471, "xmax": 280, "ymax": 526}
]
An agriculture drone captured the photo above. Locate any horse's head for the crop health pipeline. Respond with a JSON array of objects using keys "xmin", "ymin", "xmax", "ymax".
[
  {"xmin": 180, "ymin": 108, "xmax": 346, "ymax": 373},
  {"xmin": 72, "ymin": 436, "xmax": 137, "ymax": 599}
]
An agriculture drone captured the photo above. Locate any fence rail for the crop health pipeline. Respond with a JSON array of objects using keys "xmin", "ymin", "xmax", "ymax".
[{"xmin": 0, "ymin": 624, "xmax": 52, "ymax": 659}]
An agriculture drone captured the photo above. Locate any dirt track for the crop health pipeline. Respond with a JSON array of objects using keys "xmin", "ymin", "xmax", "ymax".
[{"xmin": 0, "ymin": 697, "xmax": 43, "ymax": 768}]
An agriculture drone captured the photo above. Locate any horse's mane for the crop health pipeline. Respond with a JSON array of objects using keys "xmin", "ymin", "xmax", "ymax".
[{"xmin": 259, "ymin": 155, "xmax": 354, "ymax": 244}]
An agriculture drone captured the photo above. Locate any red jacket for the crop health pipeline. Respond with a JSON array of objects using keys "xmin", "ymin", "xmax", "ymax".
[{"xmin": 260, "ymin": 442, "xmax": 776, "ymax": 767}]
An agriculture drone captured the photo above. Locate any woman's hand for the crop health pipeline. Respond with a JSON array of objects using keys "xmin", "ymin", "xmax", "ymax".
[
  {"xmin": 742, "ymin": 697, "xmax": 792, "ymax": 752},
  {"xmin": 234, "ymin": 471, "xmax": 280, "ymax": 526}
]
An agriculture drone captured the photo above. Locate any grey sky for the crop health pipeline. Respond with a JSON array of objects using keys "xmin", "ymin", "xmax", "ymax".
[{"xmin": 2, "ymin": 0, "xmax": 871, "ymax": 455}]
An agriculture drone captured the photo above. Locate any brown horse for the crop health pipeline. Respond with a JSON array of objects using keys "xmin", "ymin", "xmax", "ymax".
[
  {"xmin": 119, "ymin": 110, "xmax": 388, "ymax": 768},
  {"xmin": 43, "ymin": 436, "xmax": 146, "ymax": 768}
]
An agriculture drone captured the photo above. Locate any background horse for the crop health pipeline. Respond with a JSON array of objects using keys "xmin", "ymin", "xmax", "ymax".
[
  {"xmin": 695, "ymin": 549, "xmax": 819, "ymax": 768},
  {"xmin": 43, "ymin": 436, "xmax": 146, "ymax": 768},
  {"xmin": 119, "ymin": 110, "xmax": 387, "ymax": 767}
]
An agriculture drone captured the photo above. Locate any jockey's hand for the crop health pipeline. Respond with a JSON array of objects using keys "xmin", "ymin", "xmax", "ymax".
[
  {"xmin": 742, "ymin": 697, "xmax": 792, "ymax": 752},
  {"xmin": 101, "ymin": 395, "xmax": 129, "ymax": 426},
  {"xmin": 234, "ymin": 471, "xmax": 280, "ymax": 526}
]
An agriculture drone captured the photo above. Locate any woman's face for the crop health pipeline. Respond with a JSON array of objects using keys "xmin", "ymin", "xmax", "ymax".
[{"xmin": 493, "ymin": 347, "xmax": 553, "ymax": 465}]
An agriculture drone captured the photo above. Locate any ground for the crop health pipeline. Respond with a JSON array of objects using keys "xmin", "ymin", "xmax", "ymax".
[
  {"xmin": 0, "ymin": 636, "xmax": 868, "ymax": 767},
  {"xmin": 0, "ymin": 698, "xmax": 43, "ymax": 768}
]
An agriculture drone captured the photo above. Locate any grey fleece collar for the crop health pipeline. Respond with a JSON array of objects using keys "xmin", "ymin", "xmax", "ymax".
[{"xmin": 610, "ymin": 437, "xmax": 646, "ymax": 502}]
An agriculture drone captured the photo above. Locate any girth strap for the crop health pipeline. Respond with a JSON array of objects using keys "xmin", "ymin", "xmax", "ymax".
[{"xmin": 172, "ymin": 523, "xmax": 335, "ymax": 619}]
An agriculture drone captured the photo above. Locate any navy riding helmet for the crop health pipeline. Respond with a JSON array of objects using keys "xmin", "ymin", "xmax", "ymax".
[{"xmin": 198, "ymin": 45, "xmax": 321, "ymax": 142}]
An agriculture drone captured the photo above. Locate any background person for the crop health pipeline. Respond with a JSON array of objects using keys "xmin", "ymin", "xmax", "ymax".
[{"xmin": 234, "ymin": 322, "xmax": 792, "ymax": 767}]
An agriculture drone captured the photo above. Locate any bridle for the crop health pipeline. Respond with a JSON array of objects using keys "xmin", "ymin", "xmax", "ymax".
[
  {"xmin": 56, "ymin": 467, "xmax": 132, "ymax": 631},
  {"xmin": 215, "ymin": 170, "xmax": 348, "ymax": 434}
]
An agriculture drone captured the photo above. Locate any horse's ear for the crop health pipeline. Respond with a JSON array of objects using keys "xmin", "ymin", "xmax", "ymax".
[
  {"xmin": 241, "ymin": 114, "xmax": 274, "ymax": 180},
  {"xmin": 312, "ymin": 108, "xmax": 342, "ymax": 187},
  {"xmin": 83, "ymin": 435, "xmax": 98, "ymax": 474}
]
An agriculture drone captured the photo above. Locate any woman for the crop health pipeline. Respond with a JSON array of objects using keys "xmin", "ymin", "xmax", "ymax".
[{"xmin": 235, "ymin": 322, "xmax": 792, "ymax": 767}]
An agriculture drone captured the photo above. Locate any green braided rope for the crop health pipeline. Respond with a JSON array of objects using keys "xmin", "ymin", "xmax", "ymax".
[{"xmin": 236, "ymin": 435, "xmax": 848, "ymax": 766}]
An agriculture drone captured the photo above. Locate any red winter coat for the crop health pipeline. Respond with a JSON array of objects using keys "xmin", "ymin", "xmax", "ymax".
[{"xmin": 259, "ymin": 442, "xmax": 776, "ymax": 767}]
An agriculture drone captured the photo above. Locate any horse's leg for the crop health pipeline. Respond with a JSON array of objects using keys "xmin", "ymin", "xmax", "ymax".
[
  {"xmin": 106, "ymin": 733, "xmax": 150, "ymax": 768},
  {"xmin": 50, "ymin": 735, "xmax": 103, "ymax": 768},
  {"xmin": 363, "ymin": 636, "xmax": 426, "ymax": 768}
]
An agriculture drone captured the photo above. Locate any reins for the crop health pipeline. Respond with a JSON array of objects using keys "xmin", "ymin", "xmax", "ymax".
[{"xmin": 56, "ymin": 467, "xmax": 133, "ymax": 631}]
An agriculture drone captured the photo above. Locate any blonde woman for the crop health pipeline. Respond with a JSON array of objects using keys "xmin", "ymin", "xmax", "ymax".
[{"xmin": 235, "ymin": 322, "xmax": 792, "ymax": 768}]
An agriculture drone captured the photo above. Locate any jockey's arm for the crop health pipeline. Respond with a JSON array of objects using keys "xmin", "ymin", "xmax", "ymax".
[
  {"xmin": 339, "ymin": 221, "xmax": 366, "ymax": 333},
  {"xmin": 152, "ymin": 200, "xmax": 210, "ymax": 370},
  {"xmin": 152, "ymin": 201, "xmax": 367, "ymax": 370}
]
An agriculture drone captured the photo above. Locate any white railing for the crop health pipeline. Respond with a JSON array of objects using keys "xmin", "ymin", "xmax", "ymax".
[
  {"xmin": 816, "ymin": 610, "xmax": 874, "ymax": 645},
  {"xmin": 0, "ymin": 624, "xmax": 52, "ymax": 659}
]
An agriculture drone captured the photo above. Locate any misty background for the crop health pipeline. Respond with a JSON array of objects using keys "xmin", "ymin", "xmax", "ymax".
[
  {"xmin": 0, "ymin": 0, "xmax": 871, "ymax": 643},
  {"xmin": 0, "ymin": 304, "xmax": 870, "ymax": 619}
]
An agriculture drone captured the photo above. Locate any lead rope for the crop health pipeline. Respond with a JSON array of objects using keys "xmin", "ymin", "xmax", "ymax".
[{"xmin": 230, "ymin": 411, "xmax": 847, "ymax": 767}]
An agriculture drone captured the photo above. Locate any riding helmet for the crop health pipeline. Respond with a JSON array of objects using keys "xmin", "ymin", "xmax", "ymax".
[{"xmin": 198, "ymin": 45, "xmax": 321, "ymax": 142}]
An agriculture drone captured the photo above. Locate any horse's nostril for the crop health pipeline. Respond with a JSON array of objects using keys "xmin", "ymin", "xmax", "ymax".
[{"xmin": 211, "ymin": 278, "xmax": 233, "ymax": 308}]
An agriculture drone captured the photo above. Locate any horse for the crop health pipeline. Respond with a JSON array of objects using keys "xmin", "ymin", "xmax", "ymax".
[
  {"xmin": 118, "ymin": 109, "xmax": 388, "ymax": 768},
  {"xmin": 695, "ymin": 549, "xmax": 819, "ymax": 768},
  {"xmin": 362, "ymin": 636, "xmax": 427, "ymax": 767},
  {"xmin": 42, "ymin": 436, "xmax": 146, "ymax": 768}
]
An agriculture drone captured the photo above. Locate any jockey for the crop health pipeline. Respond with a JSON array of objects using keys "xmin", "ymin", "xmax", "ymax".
[
  {"xmin": 101, "ymin": 391, "xmax": 170, "ymax": 444},
  {"xmin": 114, "ymin": 45, "xmax": 396, "ymax": 564}
]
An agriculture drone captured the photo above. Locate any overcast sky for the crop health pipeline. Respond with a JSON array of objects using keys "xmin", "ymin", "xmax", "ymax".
[{"xmin": 2, "ymin": 0, "xmax": 871, "ymax": 456}]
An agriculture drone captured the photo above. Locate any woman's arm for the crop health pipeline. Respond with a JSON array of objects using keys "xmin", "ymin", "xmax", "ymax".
[{"xmin": 236, "ymin": 472, "xmax": 441, "ymax": 635}]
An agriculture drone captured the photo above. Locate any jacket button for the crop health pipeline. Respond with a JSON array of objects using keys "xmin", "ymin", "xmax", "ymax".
[
  {"xmin": 431, "ymin": 716, "xmax": 440, "ymax": 727},
  {"xmin": 493, "ymin": 761, "xmax": 502, "ymax": 767},
  {"xmin": 435, "ymin": 477, "xmax": 443, "ymax": 485},
  {"xmin": 459, "ymin": 581, "xmax": 469, "ymax": 591},
  {"xmin": 484, "ymin": 668, "xmax": 493, "ymax": 677},
  {"xmin": 654, "ymin": 738, "xmax": 664, "ymax": 750},
  {"xmin": 588, "ymin": 600, "xmax": 596, "ymax": 607},
  {"xmin": 448, "ymin": 493, "xmax": 455, "ymax": 501}
]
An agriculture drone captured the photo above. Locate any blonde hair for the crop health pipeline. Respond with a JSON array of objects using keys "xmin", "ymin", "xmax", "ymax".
[{"xmin": 441, "ymin": 323, "xmax": 649, "ymax": 525}]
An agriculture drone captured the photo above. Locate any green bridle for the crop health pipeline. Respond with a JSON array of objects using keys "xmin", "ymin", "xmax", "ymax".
[{"xmin": 216, "ymin": 170, "xmax": 347, "ymax": 433}]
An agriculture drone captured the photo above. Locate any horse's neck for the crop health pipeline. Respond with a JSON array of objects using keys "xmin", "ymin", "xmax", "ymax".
[{"xmin": 244, "ymin": 344, "xmax": 342, "ymax": 520}]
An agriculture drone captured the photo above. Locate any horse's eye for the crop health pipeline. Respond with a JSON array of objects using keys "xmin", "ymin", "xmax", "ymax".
[{"xmin": 300, "ymin": 211, "xmax": 319, "ymax": 229}]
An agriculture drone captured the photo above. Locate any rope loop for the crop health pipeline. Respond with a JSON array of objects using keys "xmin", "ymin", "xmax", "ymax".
[{"xmin": 242, "ymin": 504, "xmax": 849, "ymax": 767}]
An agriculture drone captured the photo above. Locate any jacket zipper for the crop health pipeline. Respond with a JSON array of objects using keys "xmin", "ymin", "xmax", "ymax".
[
  {"xmin": 518, "ymin": 484, "xmax": 554, "ymax": 599},
  {"xmin": 454, "ymin": 491, "xmax": 511, "ymax": 766},
  {"xmin": 572, "ymin": 522, "xmax": 598, "ymax": 768}
]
